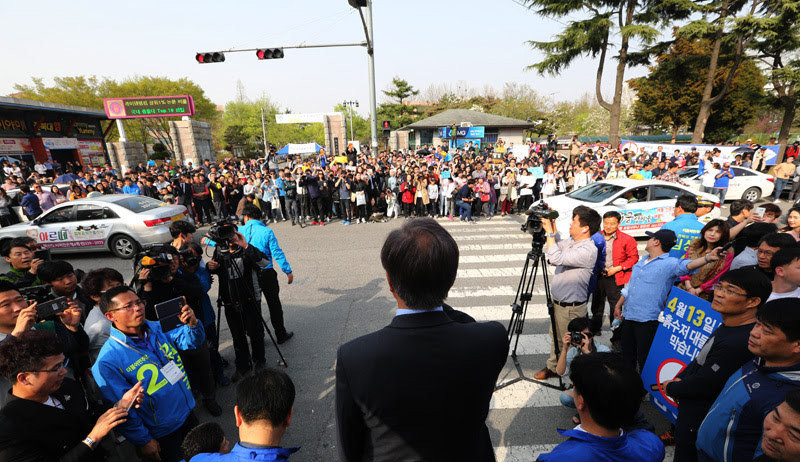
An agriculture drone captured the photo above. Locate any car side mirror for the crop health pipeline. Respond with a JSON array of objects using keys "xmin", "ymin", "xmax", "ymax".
[{"xmin": 612, "ymin": 198, "xmax": 628, "ymax": 207}]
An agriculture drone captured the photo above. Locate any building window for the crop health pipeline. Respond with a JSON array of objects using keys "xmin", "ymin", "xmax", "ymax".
[
  {"xmin": 419, "ymin": 129, "xmax": 433, "ymax": 144},
  {"xmin": 483, "ymin": 130, "xmax": 498, "ymax": 144}
]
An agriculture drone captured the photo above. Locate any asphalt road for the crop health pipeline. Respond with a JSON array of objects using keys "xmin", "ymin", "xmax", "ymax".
[{"xmin": 2, "ymin": 197, "xmax": 795, "ymax": 461}]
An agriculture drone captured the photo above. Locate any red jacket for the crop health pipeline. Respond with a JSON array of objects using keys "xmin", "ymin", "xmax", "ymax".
[{"xmin": 610, "ymin": 230, "xmax": 640, "ymax": 286}]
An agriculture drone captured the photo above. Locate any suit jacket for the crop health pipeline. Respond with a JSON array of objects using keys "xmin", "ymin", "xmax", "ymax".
[
  {"xmin": 610, "ymin": 230, "xmax": 640, "ymax": 286},
  {"xmin": 0, "ymin": 378, "xmax": 102, "ymax": 462},
  {"xmin": 335, "ymin": 310, "xmax": 508, "ymax": 462}
]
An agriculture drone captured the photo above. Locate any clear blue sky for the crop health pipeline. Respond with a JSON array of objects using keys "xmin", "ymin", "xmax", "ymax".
[{"xmin": 0, "ymin": 0, "xmax": 650, "ymax": 117}]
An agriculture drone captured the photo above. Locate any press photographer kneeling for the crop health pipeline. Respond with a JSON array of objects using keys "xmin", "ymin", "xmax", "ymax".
[{"xmin": 556, "ymin": 317, "xmax": 610, "ymax": 419}]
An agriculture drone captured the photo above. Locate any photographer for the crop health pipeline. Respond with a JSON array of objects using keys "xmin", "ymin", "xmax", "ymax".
[
  {"xmin": 534, "ymin": 206, "xmax": 601, "ymax": 381},
  {"xmin": 38, "ymin": 260, "xmax": 93, "ymax": 314},
  {"xmin": 556, "ymin": 317, "xmax": 610, "ymax": 417},
  {"xmin": 136, "ymin": 246, "xmax": 222, "ymax": 417},
  {"xmin": 169, "ymin": 219, "xmax": 196, "ymax": 251},
  {"xmin": 0, "ymin": 237, "xmax": 45, "ymax": 289},
  {"xmin": 283, "ymin": 167, "xmax": 299, "ymax": 226},
  {"xmin": 0, "ymin": 330, "xmax": 143, "ymax": 462},
  {"xmin": 206, "ymin": 230, "xmax": 269, "ymax": 381},
  {"xmin": 335, "ymin": 170, "xmax": 353, "ymax": 224}
]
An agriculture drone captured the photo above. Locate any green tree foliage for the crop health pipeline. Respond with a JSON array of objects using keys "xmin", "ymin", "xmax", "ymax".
[
  {"xmin": 13, "ymin": 75, "xmax": 218, "ymax": 157},
  {"xmin": 630, "ymin": 35, "xmax": 766, "ymax": 143},
  {"xmin": 377, "ymin": 77, "xmax": 422, "ymax": 130}
]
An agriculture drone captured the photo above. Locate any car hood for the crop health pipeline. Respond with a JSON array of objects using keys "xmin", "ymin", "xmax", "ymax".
[
  {"xmin": 0, "ymin": 222, "xmax": 35, "ymax": 233},
  {"xmin": 535, "ymin": 195, "xmax": 598, "ymax": 218}
]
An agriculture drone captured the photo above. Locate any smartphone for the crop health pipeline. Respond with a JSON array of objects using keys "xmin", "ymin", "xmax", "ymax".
[
  {"xmin": 720, "ymin": 239, "xmax": 738, "ymax": 253},
  {"xmin": 35, "ymin": 296, "xmax": 69, "ymax": 319},
  {"xmin": 754, "ymin": 206, "xmax": 766, "ymax": 218},
  {"xmin": 154, "ymin": 296, "xmax": 184, "ymax": 332},
  {"xmin": 33, "ymin": 249, "xmax": 51, "ymax": 261}
]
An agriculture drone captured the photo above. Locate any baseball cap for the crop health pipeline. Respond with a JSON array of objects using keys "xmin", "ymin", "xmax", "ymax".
[
  {"xmin": 696, "ymin": 198, "xmax": 714, "ymax": 208},
  {"xmin": 645, "ymin": 229, "xmax": 677, "ymax": 248}
]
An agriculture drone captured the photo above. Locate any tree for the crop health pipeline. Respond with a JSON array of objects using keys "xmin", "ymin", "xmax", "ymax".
[
  {"xmin": 522, "ymin": 0, "xmax": 681, "ymax": 147},
  {"xmin": 630, "ymin": 35, "xmax": 766, "ymax": 143},
  {"xmin": 378, "ymin": 77, "xmax": 421, "ymax": 130},
  {"xmin": 751, "ymin": 0, "xmax": 800, "ymax": 159}
]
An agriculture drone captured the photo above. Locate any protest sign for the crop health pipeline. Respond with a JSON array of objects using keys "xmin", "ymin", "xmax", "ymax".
[{"xmin": 641, "ymin": 287, "xmax": 722, "ymax": 423}]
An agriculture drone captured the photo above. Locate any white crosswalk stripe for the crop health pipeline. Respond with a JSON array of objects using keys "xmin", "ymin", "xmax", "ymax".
[{"xmin": 445, "ymin": 218, "xmax": 669, "ymax": 462}]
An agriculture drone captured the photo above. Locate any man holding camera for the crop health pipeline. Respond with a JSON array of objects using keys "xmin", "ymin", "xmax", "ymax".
[
  {"xmin": 534, "ymin": 205, "xmax": 601, "ymax": 381},
  {"xmin": 556, "ymin": 317, "xmax": 610, "ymax": 415},
  {"xmin": 0, "ymin": 237, "xmax": 45, "ymax": 289}
]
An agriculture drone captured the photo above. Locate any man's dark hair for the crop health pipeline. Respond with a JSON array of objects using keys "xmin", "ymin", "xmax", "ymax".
[
  {"xmin": 730, "ymin": 199, "xmax": 754, "ymax": 217},
  {"xmin": 567, "ymin": 317, "xmax": 590, "ymax": 333},
  {"xmin": 719, "ymin": 268, "xmax": 772, "ymax": 307},
  {"xmin": 99, "ymin": 285, "xmax": 135, "ymax": 314},
  {"xmin": 785, "ymin": 389, "xmax": 800, "ymax": 414},
  {"xmin": 242, "ymin": 204, "xmax": 263, "ymax": 220},
  {"xmin": 760, "ymin": 232, "xmax": 797, "ymax": 250},
  {"xmin": 19, "ymin": 184, "xmax": 29, "ymax": 194},
  {"xmin": 762, "ymin": 203, "xmax": 782, "ymax": 218},
  {"xmin": 668, "ymin": 162, "xmax": 678, "ymax": 169},
  {"xmin": 572, "ymin": 206, "xmax": 601, "ymax": 235},
  {"xmin": 741, "ymin": 223, "xmax": 779, "ymax": 248},
  {"xmin": 675, "ymin": 195, "xmax": 698, "ymax": 213},
  {"xmin": 236, "ymin": 368, "xmax": 295, "ymax": 426},
  {"xmin": 1, "ymin": 237, "xmax": 33, "ymax": 258},
  {"xmin": 0, "ymin": 330, "xmax": 63, "ymax": 382},
  {"xmin": 0, "ymin": 280, "xmax": 18, "ymax": 296},
  {"xmin": 381, "ymin": 217, "xmax": 458, "ymax": 310},
  {"xmin": 771, "ymin": 247, "xmax": 800, "ymax": 270},
  {"xmin": 169, "ymin": 220, "xmax": 196, "ymax": 239},
  {"xmin": 757, "ymin": 299, "xmax": 800, "ymax": 342},
  {"xmin": 181, "ymin": 422, "xmax": 226, "ymax": 461},
  {"xmin": 81, "ymin": 268, "xmax": 124, "ymax": 299},
  {"xmin": 569, "ymin": 352, "xmax": 645, "ymax": 430},
  {"xmin": 37, "ymin": 260, "xmax": 74, "ymax": 284},
  {"xmin": 602, "ymin": 211, "xmax": 622, "ymax": 222}
]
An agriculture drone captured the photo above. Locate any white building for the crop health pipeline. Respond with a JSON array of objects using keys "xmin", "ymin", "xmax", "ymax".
[{"xmin": 392, "ymin": 109, "xmax": 532, "ymax": 150}]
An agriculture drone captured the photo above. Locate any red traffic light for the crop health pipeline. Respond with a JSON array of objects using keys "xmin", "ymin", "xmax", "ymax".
[
  {"xmin": 196, "ymin": 52, "xmax": 225, "ymax": 64},
  {"xmin": 382, "ymin": 120, "xmax": 390, "ymax": 129},
  {"xmin": 256, "ymin": 48, "xmax": 284, "ymax": 60}
]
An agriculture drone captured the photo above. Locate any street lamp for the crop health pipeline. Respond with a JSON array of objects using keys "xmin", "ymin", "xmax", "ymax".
[{"xmin": 343, "ymin": 100, "xmax": 359, "ymax": 141}]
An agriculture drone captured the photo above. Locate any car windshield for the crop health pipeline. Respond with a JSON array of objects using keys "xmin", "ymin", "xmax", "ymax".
[
  {"xmin": 567, "ymin": 183, "xmax": 624, "ymax": 203},
  {"xmin": 678, "ymin": 168, "xmax": 698, "ymax": 179},
  {"xmin": 111, "ymin": 196, "xmax": 165, "ymax": 213}
]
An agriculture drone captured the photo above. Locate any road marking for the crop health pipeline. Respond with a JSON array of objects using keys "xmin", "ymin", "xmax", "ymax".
[
  {"xmin": 490, "ymin": 378, "xmax": 564, "ymax": 409},
  {"xmin": 458, "ymin": 243, "xmax": 531, "ymax": 251},
  {"xmin": 454, "ymin": 234, "xmax": 530, "ymax": 241},
  {"xmin": 445, "ymin": 224, "xmax": 523, "ymax": 232},
  {"xmin": 449, "ymin": 286, "xmax": 528, "ymax": 298},
  {"xmin": 458, "ymin": 266, "xmax": 554, "ymax": 278},
  {"xmin": 460, "ymin": 255, "xmax": 527, "ymax": 264},
  {"xmin": 494, "ymin": 444, "xmax": 558, "ymax": 462},
  {"xmin": 441, "ymin": 219, "xmax": 522, "ymax": 226},
  {"xmin": 456, "ymin": 304, "xmax": 550, "ymax": 321}
]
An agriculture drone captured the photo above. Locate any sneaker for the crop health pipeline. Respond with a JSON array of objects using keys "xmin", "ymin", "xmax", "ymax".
[
  {"xmin": 659, "ymin": 428, "xmax": 675, "ymax": 446},
  {"xmin": 311, "ymin": 221, "xmax": 319, "ymax": 225},
  {"xmin": 344, "ymin": 221, "xmax": 351, "ymax": 226},
  {"xmin": 319, "ymin": 221, "xmax": 325, "ymax": 226},
  {"xmin": 448, "ymin": 215, "xmax": 453, "ymax": 221},
  {"xmin": 203, "ymin": 398, "xmax": 223, "ymax": 417}
]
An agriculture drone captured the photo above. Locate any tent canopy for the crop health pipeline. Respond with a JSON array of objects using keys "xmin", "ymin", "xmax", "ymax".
[{"xmin": 276, "ymin": 142, "xmax": 324, "ymax": 155}]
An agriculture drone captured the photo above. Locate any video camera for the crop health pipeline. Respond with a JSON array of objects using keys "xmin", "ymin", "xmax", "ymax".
[
  {"xmin": 208, "ymin": 218, "xmax": 238, "ymax": 249},
  {"xmin": 134, "ymin": 244, "xmax": 175, "ymax": 281},
  {"xmin": 19, "ymin": 285, "xmax": 70, "ymax": 320},
  {"xmin": 522, "ymin": 202, "xmax": 560, "ymax": 237}
]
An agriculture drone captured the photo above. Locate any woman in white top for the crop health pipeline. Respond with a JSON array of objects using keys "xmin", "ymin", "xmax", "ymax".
[
  {"xmin": 541, "ymin": 164, "xmax": 557, "ymax": 198},
  {"xmin": 701, "ymin": 163, "xmax": 719, "ymax": 194},
  {"xmin": 440, "ymin": 177, "xmax": 455, "ymax": 219}
]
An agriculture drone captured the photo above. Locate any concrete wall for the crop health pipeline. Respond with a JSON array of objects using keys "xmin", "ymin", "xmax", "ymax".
[
  {"xmin": 169, "ymin": 119, "xmax": 214, "ymax": 166},
  {"xmin": 497, "ymin": 128, "xmax": 524, "ymax": 147},
  {"xmin": 324, "ymin": 113, "xmax": 347, "ymax": 156},
  {"xmin": 108, "ymin": 141, "xmax": 146, "ymax": 172}
]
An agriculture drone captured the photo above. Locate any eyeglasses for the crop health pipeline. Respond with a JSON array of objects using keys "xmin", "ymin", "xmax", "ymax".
[
  {"xmin": 757, "ymin": 249, "xmax": 777, "ymax": 258},
  {"xmin": 714, "ymin": 283, "xmax": 747, "ymax": 297},
  {"xmin": 30, "ymin": 358, "xmax": 69, "ymax": 373},
  {"xmin": 108, "ymin": 299, "xmax": 146, "ymax": 313}
]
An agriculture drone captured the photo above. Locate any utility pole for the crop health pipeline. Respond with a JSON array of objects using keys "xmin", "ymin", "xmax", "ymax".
[
  {"xmin": 343, "ymin": 100, "xmax": 359, "ymax": 141},
  {"xmin": 260, "ymin": 107, "xmax": 269, "ymax": 157},
  {"xmin": 365, "ymin": 0, "xmax": 378, "ymax": 151}
]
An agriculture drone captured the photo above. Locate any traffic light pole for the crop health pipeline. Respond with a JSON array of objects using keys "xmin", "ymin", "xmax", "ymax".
[{"xmin": 361, "ymin": 0, "xmax": 378, "ymax": 151}]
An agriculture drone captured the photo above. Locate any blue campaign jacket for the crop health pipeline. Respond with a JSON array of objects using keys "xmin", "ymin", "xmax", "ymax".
[
  {"xmin": 91, "ymin": 320, "xmax": 205, "ymax": 446},
  {"xmin": 190, "ymin": 443, "xmax": 300, "ymax": 461},
  {"xmin": 660, "ymin": 213, "xmax": 703, "ymax": 258},
  {"xmin": 537, "ymin": 428, "xmax": 664, "ymax": 462},
  {"xmin": 696, "ymin": 358, "xmax": 800, "ymax": 462},
  {"xmin": 238, "ymin": 219, "xmax": 292, "ymax": 274}
]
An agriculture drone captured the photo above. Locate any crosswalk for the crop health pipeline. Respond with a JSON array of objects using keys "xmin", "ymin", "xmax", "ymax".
[{"xmin": 439, "ymin": 216, "xmax": 672, "ymax": 462}]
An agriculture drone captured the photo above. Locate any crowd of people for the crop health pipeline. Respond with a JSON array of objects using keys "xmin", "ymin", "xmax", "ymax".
[{"xmin": 1, "ymin": 138, "xmax": 800, "ymax": 462}]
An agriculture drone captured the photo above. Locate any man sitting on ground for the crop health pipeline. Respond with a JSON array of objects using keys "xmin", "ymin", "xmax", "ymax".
[
  {"xmin": 181, "ymin": 422, "xmax": 231, "ymax": 461},
  {"xmin": 537, "ymin": 352, "xmax": 664, "ymax": 461},
  {"xmin": 191, "ymin": 369, "xmax": 300, "ymax": 461}
]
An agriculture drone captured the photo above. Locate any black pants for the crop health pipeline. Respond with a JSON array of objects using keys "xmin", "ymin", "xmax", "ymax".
[
  {"xmin": 620, "ymin": 319, "xmax": 659, "ymax": 372},
  {"xmin": 150, "ymin": 413, "xmax": 198, "ymax": 462},
  {"xmin": 224, "ymin": 299, "xmax": 265, "ymax": 372},
  {"xmin": 590, "ymin": 275, "xmax": 622, "ymax": 333},
  {"xmin": 340, "ymin": 198, "xmax": 352, "ymax": 221},
  {"xmin": 194, "ymin": 198, "xmax": 214, "ymax": 223},
  {"xmin": 279, "ymin": 196, "xmax": 287, "ymax": 217},
  {"xmin": 178, "ymin": 344, "xmax": 215, "ymax": 400},
  {"xmin": 258, "ymin": 267, "xmax": 288, "ymax": 337}
]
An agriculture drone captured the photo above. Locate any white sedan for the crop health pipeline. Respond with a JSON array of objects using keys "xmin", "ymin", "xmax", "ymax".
[
  {"xmin": 538, "ymin": 179, "xmax": 721, "ymax": 237},
  {"xmin": 678, "ymin": 165, "xmax": 774, "ymax": 202}
]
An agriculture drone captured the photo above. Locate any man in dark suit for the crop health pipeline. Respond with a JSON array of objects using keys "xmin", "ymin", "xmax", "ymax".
[{"xmin": 335, "ymin": 217, "xmax": 509, "ymax": 462}]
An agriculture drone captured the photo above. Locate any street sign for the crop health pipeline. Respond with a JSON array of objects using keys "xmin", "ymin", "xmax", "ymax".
[{"xmin": 103, "ymin": 95, "xmax": 195, "ymax": 119}]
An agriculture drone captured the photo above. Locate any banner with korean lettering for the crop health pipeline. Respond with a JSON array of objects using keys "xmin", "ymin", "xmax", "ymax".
[{"xmin": 641, "ymin": 287, "xmax": 722, "ymax": 424}]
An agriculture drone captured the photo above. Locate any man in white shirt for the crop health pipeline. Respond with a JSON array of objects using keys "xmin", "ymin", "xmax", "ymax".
[{"xmin": 767, "ymin": 247, "xmax": 800, "ymax": 301}]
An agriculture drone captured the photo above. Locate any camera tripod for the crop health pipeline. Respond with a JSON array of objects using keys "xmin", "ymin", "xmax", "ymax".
[
  {"xmin": 495, "ymin": 233, "xmax": 564, "ymax": 391},
  {"xmin": 213, "ymin": 245, "xmax": 288, "ymax": 368}
]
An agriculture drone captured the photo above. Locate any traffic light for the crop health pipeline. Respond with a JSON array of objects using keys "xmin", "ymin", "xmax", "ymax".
[
  {"xmin": 348, "ymin": 0, "xmax": 367, "ymax": 7},
  {"xmin": 382, "ymin": 120, "xmax": 391, "ymax": 136},
  {"xmin": 195, "ymin": 52, "xmax": 225, "ymax": 64},
  {"xmin": 256, "ymin": 48, "xmax": 284, "ymax": 60}
]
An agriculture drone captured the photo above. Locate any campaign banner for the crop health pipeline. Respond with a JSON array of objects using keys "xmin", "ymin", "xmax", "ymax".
[
  {"xmin": 438, "ymin": 126, "xmax": 485, "ymax": 138},
  {"xmin": 620, "ymin": 139, "xmax": 780, "ymax": 166},
  {"xmin": 641, "ymin": 287, "xmax": 722, "ymax": 423}
]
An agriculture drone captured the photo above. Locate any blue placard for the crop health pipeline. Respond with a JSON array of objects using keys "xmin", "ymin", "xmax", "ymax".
[
  {"xmin": 438, "ymin": 126, "xmax": 485, "ymax": 138},
  {"xmin": 641, "ymin": 287, "xmax": 722, "ymax": 423},
  {"xmin": 530, "ymin": 167, "xmax": 544, "ymax": 179},
  {"xmin": 441, "ymin": 170, "xmax": 451, "ymax": 179}
]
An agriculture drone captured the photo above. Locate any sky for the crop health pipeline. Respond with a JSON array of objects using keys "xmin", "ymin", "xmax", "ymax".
[{"xmin": 0, "ymin": 0, "xmax": 653, "ymax": 118}]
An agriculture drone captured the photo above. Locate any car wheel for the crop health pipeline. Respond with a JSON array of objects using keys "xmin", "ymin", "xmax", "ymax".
[
  {"xmin": 743, "ymin": 187, "xmax": 761, "ymax": 202},
  {"xmin": 110, "ymin": 234, "xmax": 139, "ymax": 259}
]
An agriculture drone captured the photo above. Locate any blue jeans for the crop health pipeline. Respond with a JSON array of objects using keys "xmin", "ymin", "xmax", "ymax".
[
  {"xmin": 456, "ymin": 199, "xmax": 471, "ymax": 221},
  {"xmin": 559, "ymin": 391, "xmax": 575, "ymax": 408},
  {"xmin": 775, "ymin": 178, "xmax": 788, "ymax": 200},
  {"xmin": 716, "ymin": 187, "xmax": 728, "ymax": 203}
]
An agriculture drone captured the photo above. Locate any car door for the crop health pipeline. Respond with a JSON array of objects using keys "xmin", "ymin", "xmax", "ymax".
[
  {"xmin": 608, "ymin": 186, "xmax": 652, "ymax": 235},
  {"xmin": 646, "ymin": 184, "xmax": 684, "ymax": 229},
  {"xmin": 72, "ymin": 204, "xmax": 118, "ymax": 250},
  {"xmin": 729, "ymin": 167, "xmax": 755, "ymax": 200},
  {"xmin": 33, "ymin": 205, "xmax": 75, "ymax": 250}
]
